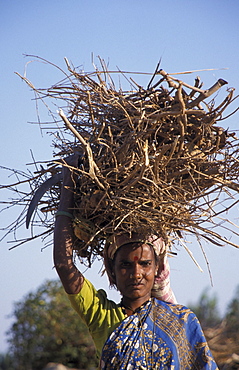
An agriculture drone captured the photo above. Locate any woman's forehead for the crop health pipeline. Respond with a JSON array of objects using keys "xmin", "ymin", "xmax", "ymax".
[{"xmin": 115, "ymin": 243, "xmax": 154, "ymax": 259}]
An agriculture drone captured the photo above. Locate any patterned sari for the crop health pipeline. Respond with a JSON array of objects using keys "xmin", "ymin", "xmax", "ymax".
[{"xmin": 100, "ymin": 298, "xmax": 218, "ymax": 370}]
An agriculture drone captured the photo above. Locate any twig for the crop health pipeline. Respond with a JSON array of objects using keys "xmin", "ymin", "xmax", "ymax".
[{"xmin": 58, "ymin": 109, "xmax": 105, "ymax": 190}]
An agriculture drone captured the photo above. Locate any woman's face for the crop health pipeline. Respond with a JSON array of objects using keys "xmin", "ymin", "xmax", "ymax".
[{"xmin": 113, "ymin": 243, "xmax": 158, "ymax": 308}]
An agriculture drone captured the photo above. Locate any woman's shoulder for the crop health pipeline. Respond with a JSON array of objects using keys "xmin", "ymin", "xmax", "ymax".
[
  {"xmin": 153, "ymin": 297, "xmax": 196, "ymax": 317},
  {"xmin": 67, "ymin": 278, "xmax": 124, "ymax": 314}
]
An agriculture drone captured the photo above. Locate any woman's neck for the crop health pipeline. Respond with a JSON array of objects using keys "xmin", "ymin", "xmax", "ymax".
[{"xmin": 121, "ymin": 297, "xmax": 151, "ymax": 315}]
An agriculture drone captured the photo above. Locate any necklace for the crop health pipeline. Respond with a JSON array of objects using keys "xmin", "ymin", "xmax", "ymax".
[
  {"xmin": 120, "ymin": 301, "xmax": 136, "ymax": 315},
  {"xmin": 120, "ymin": 298, "xmax": 151, "ymax": 315}
]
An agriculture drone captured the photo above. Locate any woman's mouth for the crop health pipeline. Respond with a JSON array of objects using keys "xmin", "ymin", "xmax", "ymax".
[{"xmin": 129, "ymin": 282, "xmax": 143, "ymax": 288}]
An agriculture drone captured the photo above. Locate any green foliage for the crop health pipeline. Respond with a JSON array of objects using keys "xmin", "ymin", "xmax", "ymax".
[
  {"xmin": 225, "ymin": 285, "xmax": 239, "ymax": 339},
  {"xmin": 6, "ymin": 280, "xmax": 98, "ymax": 370},
  {"xmin": 188, "ymin": 287, "xmax": 221, "ymax": 328},
  {"xmin": 0, "ymin": 353, "xmax": 15, "ymax": 370}
]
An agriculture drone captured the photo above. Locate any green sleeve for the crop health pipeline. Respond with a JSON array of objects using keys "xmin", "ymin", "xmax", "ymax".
[{"xmin": 67, "ymin": 278, "xmax": 125, "ymax": 357}]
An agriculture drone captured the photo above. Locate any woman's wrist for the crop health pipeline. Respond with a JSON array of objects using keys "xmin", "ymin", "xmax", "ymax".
[{"xmin": 55, "ymin": 210, "xmax": 74, "ymax": 219}]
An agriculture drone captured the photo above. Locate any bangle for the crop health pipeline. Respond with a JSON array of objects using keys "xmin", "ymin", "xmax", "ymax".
[{"xmin": 55, "ymin": 211, "xmax": 74, "ymax": 219}]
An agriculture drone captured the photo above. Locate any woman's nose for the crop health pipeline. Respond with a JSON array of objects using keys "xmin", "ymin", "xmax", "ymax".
[{"xmin": 130, "ymin": 264, "xmax": 142, "ymax": 279}]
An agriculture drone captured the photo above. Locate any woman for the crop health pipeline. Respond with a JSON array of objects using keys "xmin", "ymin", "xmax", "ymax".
[{"xmin": 54, "ymin": 155, "xmax": 218, "ymax": 369}]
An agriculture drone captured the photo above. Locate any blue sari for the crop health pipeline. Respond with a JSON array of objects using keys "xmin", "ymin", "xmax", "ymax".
[{"xmin": 100, "ymin": 299, "xmax": 218, "ymax": 369}]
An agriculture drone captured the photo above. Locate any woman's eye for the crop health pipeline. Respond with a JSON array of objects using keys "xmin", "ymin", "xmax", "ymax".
[
  {"xmin": 121, "ymin": 262, "xmax": 131, "ymax": 267},
  {"xmin": 140, "ymin": 261, "xmax": 151, "ymax": 267}
]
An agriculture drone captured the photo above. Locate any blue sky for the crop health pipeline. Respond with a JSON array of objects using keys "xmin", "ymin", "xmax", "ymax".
[{"xmin": 1, "ymin": 0, "xmax": 239, "ymax": 353}]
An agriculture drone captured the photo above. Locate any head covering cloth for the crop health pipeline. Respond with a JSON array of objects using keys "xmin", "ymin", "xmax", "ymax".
[{"xmin": 103, "ymin": 232, "xmax": 177, "ymax": 304}]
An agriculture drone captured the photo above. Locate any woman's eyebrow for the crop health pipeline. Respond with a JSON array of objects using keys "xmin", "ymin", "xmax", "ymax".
[
  {"xmin": 139, "ymin": 259, "xmax": 152, "ymax": 263},
  {"xmin": 119, "ymin": 258, "xmax": 152, "ymax": 263},
  {"xmin": 119, "ymin": 258, "xmax": 132, "ymax": 263}
]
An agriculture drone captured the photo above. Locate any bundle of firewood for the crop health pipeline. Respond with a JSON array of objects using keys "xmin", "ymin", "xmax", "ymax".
[{"xmin": 7, "ymin": 56, "xmax": 239, "ymax": 264}]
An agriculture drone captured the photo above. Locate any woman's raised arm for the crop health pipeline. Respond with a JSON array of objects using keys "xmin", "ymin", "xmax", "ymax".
[{"xmin": 53, "ymin": 155, "xmax": 84, "ymax": 294}]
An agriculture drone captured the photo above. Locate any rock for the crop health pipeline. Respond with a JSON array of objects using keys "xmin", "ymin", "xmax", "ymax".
[{"xmin": 42, "ymin": 363, "xmax": 68, "ymax": 370}]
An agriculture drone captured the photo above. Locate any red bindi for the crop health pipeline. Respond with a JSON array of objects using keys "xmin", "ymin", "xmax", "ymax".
[{"xmin": 133, "ymin": 256, "xmax": 138, "ymax": 261}]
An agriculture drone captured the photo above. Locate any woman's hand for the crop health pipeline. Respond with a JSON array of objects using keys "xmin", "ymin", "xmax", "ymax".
[{"xmin": 61, "ymin": 153, "xmax": 80, "ymax": 188}]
